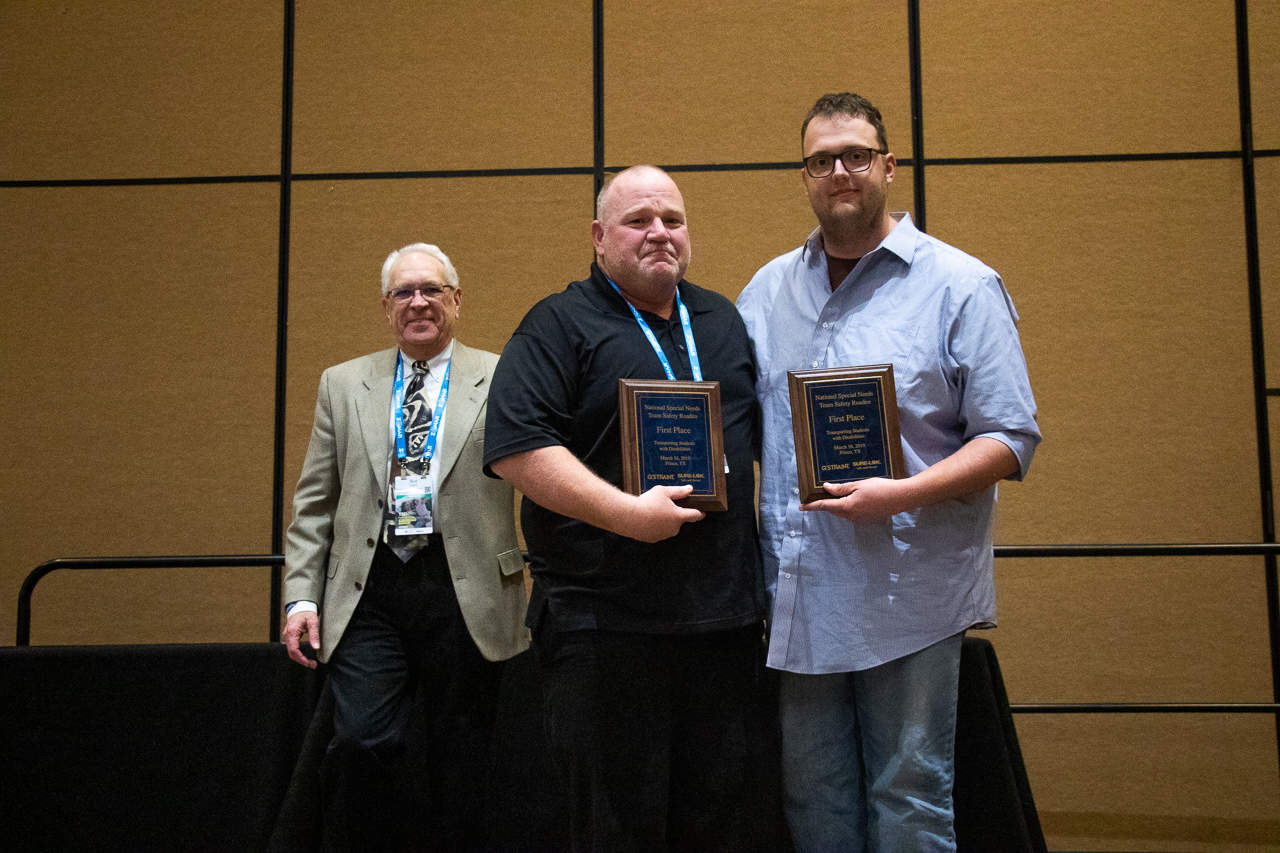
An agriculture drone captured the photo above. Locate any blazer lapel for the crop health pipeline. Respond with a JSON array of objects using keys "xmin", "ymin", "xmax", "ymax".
[
  {"xmin": 356, "ymin": 348, "xmax": 397, "ymax": 493},
  {"xmin": 435, "ymin": 340, "xmax": 485, "ymax": 485}
]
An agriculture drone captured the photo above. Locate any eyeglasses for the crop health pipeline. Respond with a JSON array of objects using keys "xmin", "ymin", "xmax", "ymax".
[
  {"xmin": 388, "ymin": 284, "xmax": 456, "ymax": 304},
  {"xmin": 802, "ymin": 147, "xmax": 886, "ymax": 178}
]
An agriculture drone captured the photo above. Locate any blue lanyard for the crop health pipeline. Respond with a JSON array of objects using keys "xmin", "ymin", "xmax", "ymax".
[
  {"xmin": 392, "ymin": 353, "xmax": 451, "ymax": 469},
  {"xmin": 606, "ymin": 277, "xmax": 703, "ymax": 382}
]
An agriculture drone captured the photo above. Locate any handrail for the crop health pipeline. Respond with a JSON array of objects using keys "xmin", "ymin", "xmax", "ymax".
[
  {"xmin": 17, "ymin": 554, "xmax": 283, "ymax": 646},
  {"xmin": 16, "ymin": 544, "xmax": 1280, "ymax": 717},
  {"xmin": 17, "ymin": 542, "xmax": 1280, "ymax": 647},
  {"xmin": 1012, "ymin": 703, "xmax": 1280, "ymax": 713},
  {"xmin": 990, "ymin": 543, "xmax": 1280, "ymax": 719},
  {"xmin": 995, "ymin": 542, "xmax": 1280, "ymax": 557},
  {"xmin": 14, "ymin": 546, "xmax": 1280, "ymax": 771}
]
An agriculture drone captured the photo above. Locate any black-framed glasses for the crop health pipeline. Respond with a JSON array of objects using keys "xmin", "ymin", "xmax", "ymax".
[
  {"xmin": 802, "ymin": 147, "xmax": 886, "ymax": 178},
  {"xmin": 388, "ymin": 284, "xmax": 456, "ymax": 304}
]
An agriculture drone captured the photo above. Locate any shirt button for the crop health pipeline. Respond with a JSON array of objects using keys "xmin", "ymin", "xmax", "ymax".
[
  {"xmin": 785, "ymin": 573, "xmax": 792, "ymax": 579},
  {"xmin": 792, "ymin": 487, "xmax": 799, "ymax": 495},
  {"xmin": 822, "ymin": 321, "xmax": 831, "ymax": 329},
  {"xmin": 788, "ymin": 530, "xmax": 797, "ymax": 537},
  {"xmin": 811, "ymin": 360, "xmax": 819, "ymax": 368}
]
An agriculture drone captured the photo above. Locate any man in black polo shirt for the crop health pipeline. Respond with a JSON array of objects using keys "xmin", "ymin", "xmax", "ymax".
[{"xmin": 485, "ymin": 165, "xmax": 766, "ymax": 851}]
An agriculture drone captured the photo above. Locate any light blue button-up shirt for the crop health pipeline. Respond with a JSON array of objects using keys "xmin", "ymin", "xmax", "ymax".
[{"xmin": 736, "ymin": 214, "xmax": 1040, "ymax": 673}]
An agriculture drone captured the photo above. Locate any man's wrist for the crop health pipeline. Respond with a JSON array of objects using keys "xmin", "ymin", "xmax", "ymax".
[{"xmin": 285, "ymin": 600, "xmax": 318, "ymax": 617}]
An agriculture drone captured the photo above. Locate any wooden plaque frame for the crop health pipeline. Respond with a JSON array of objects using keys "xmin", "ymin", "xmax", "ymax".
[
  {"xmin": 618, "ymin": 379, "xmax": 727, "ymax": 511},
  {"xmin": 787, "ymin": 364, "xmax": 905, "ymax": 503}
]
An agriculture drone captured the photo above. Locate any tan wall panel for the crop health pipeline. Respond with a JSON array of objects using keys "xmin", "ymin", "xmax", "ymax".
[
  {"xmin": 1251, "ymin": 0, "xmax": 1280, "ymax": 149},
  {"xmin": 988, "ymin": 554, "xmax": 1272, "ymax": 849},
  {"xmin": 30, "ymin": 566, "xmax": 274, "ymax": 646},
  {"xmin": 292, "ymin": 1, "xmax": 593, "ymax": 173},
  {"xmin": 989, "ymin": 556, "xmax": 1272, "ymax": 847},
  {"xmin": 670, "ymin": 166, "xmax": 916, "ymax": 303},
  {"xmin": 1016, "ymin": 715, "xmax": 1280, "ymax": 850},
  {"xmin": 603, "ymin": 0, "xmax": 911, "ymax": 166},
  {"xmin": 922, "ymin": 1, "xmax": 1240, "ymax": 158},
  {"xmin": 285, "ymin": 175, "xmax": 594, "ymax": 515},
  {"xmin": 927, "ymin": 161, "xmax": 1258, "ymax": 544},
  {"xmin": 990, "ymin": 556, "xmax": 1273, "ymax": 702},
  {"xmin": 0, "ymin": 185, "xmax": 280, "ymax": 645},
  {"xmin": 0, "ymin": 1, "xmax": 282, "ymax": 179}
]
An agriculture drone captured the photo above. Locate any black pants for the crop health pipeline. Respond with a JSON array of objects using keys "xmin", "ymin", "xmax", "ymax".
[
  {"xmin": 322, "ymin": 539, "xmax": 502, "ymax": 852},
  {"xmin": 533, "ymin": 623, "xmax": 775, "ymax": 853}
]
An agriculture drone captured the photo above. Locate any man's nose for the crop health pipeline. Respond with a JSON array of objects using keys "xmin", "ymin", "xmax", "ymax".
[{"xmin": 646, "ymin": 217, "xmax": 670, "ymax": 238}]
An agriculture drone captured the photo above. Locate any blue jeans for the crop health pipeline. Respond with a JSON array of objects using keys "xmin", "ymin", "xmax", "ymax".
[{"xmin": 779, "ymin": 633, "xmax": 963, "ymax": 853}]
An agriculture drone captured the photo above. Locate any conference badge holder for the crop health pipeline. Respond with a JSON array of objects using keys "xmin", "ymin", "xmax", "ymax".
[{"xmin": 392, "ymin": 474, "xmax": 434, "ymax": 535}]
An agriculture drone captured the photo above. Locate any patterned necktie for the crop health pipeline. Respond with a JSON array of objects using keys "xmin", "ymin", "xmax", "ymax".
[
  {"xmin": 385, "ymin": 360, "xmax": 434, "ymax": 561},
  {"xmin": 400, "ymin": 360, "xmax": 432, "ymax": 476}
]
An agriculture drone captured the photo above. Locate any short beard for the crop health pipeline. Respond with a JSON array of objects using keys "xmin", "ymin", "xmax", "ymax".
[{"xmin": 816, "ymin": 203, "xmax": 881, "ymax": 250}]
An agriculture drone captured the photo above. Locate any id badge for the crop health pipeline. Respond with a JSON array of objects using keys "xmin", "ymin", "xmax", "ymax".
[{"xmin": 392, "ymin": 474, "xmax": 434, "ymax": 535}]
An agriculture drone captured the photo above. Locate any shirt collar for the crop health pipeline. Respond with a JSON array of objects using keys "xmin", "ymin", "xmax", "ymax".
[
  {"xmin": 588, "ymin": 262, "xmax": 712, "ymax": 317},
  {"xmin": 802, "ymin": 211, "xmax": 918, "ymax": 268},
  {"xmin": 399, "ymin": 339, "xmax": 454, "ymax": 374}
]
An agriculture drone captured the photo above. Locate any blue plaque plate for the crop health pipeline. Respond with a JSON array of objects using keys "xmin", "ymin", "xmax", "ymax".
[
  {"xmin": 787, "ymin": 365, "xmax": 905, "ymax": 503},
  {"xmin": 618, "ymin": 379, "xmax": 727, "ymax": 511}
]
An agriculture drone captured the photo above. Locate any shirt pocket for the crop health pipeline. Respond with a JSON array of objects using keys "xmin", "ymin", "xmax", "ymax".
[{"xmin": 838, "ymin": 322, "xmax": 941, "ymax": 403}]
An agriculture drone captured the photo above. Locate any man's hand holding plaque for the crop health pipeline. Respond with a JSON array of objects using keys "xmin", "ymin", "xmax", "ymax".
[
  {"xmin": 787, "ymin": 365, "xmax": 906, "ymax": 504},
  {"xmin": 618, "ymin": 379, "xmax": 728, "ymax": 511}
]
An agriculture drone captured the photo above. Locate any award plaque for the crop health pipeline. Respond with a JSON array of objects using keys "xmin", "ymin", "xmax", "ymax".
[
  {"xmin": 787, "ymin": 365, "xmax": 906, "ymax": 503},
  {"xmin": 618, "ymin": 379, "xmax": 727, "ymax": 511}
]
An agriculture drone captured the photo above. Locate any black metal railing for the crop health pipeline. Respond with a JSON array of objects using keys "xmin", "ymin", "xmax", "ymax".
[
  {"xmin": 16, "ymin": 554, "xmax": 283, "ymax": 647},
  {"xmin": 16, "ymin": 543, "xmax": 1280, "ymax": 761},
  {"xmin": 986, "ymin": 543, "xmax": 1280, "ymax": 732}
]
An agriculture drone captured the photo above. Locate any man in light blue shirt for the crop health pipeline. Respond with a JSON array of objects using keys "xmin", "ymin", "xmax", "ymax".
[{"xmin": 736, "ymin": 92, "xmax": 1040, "ymax": 851}]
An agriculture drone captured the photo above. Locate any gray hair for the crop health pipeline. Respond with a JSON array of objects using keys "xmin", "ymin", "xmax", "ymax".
[{"xmin": 379, "ymin": 242, "xmax": 459, "ymax": 295}]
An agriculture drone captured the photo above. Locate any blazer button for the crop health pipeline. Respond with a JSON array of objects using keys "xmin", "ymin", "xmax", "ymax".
[
  {"xmin": 354, "ymin": 581, "xmax": 363, "ymax": 591},
  {"xmin": 366, "ymin": 538, "xmax": 375, "ymax": 547},
  {"xmin": 377, "ymin": 499, "xmax": 384, "ymax": 508}
]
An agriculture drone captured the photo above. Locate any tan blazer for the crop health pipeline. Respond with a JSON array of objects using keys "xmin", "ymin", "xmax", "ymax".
[{"xmin": 283, "ymin": 341, "xmax": 529, "ymax": 663}]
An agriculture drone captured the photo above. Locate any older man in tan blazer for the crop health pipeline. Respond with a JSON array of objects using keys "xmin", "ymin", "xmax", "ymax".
[{"xmin": 281, "ymin": 242, "xmax": 527, "ymax": 851}]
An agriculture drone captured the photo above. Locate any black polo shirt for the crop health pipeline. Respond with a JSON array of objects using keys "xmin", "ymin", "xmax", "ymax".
[{"xmin": 484, "ymin": 263, "xmax": 764, "ymax": 635}]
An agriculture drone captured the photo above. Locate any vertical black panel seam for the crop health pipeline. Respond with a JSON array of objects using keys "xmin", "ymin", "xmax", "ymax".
[
  {"xmin": 592, "ymin": 0, "xmax": 605, "ymax": 211},
  {"xmin": 1238, "ymin": 0, "xmax": 1269, "ymax": 538},
  {"xmin": 907, "ymin": 0, "xmax": 925, "ymax": 232},
  {"xmin": 1234, "ymin": 0, "xmax": 1280, "ymax": 767},
  {"xmin": 269, "ymin": 0, "xmax": 295, "ymax": 640}
]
